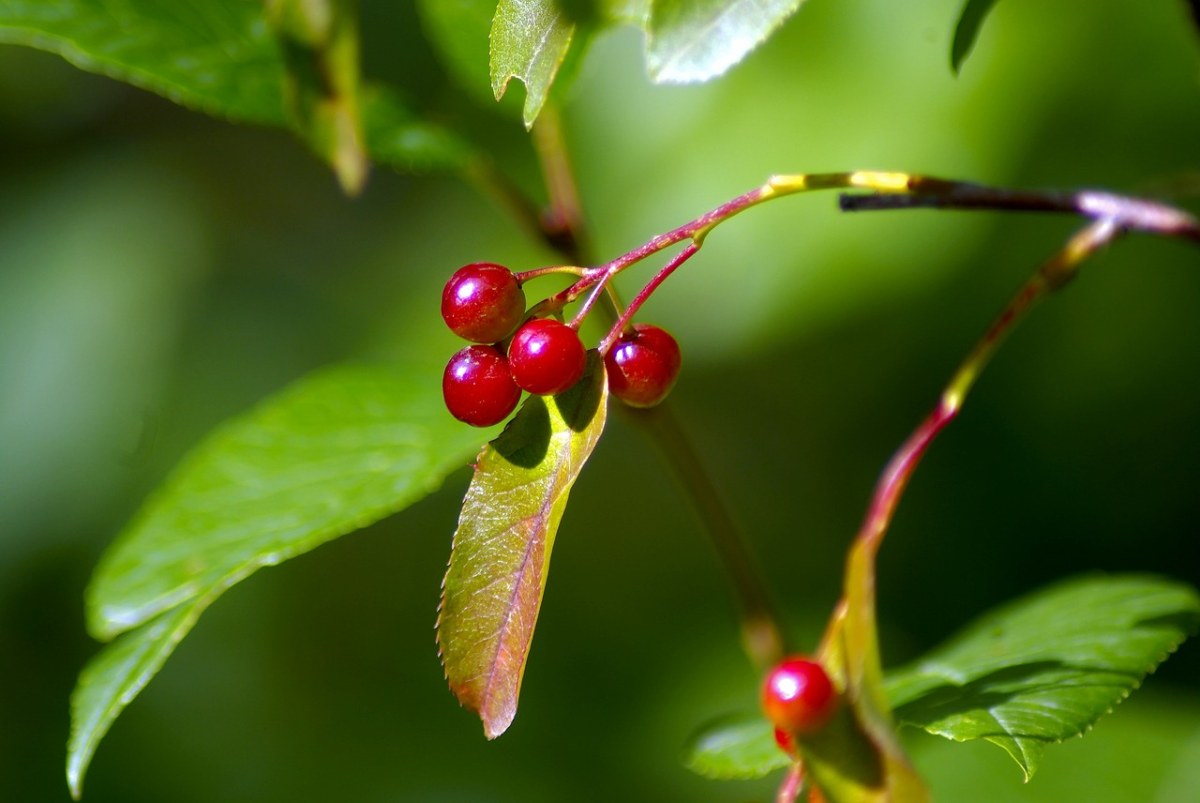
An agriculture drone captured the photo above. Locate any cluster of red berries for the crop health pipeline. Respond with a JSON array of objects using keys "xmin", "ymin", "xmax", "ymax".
[
  {"xmin": 761, "ymin": 656, "xmax": 838, "ymax": 756},
  {"xmin": 441, "ymin": 262, "xmax": 683, "ymax": 427}
]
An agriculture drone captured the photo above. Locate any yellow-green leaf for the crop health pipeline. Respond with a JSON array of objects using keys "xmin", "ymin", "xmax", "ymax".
[{"xmin": 438, "ymin": 354, "xmax": 607, "ymax": 738}]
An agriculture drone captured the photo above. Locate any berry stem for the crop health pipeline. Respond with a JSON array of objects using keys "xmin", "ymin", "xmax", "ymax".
[
  {"xmin": 776, "ymin": 763, "xmax": 804, "ymax": 803},
  {"xmin": 598, "ymin": 242, "xmax": 700, "ymax": 353},
  {"xmin": 627, "ymin": 401, "xmax": 786, "ymax": 669},
  {"xmin": 518, "ymin": 119, "xmax": 791, "ymax": 669},
  {"xmin": 827, "ymin": 219, "xmax": 1122, "ymax": 700}
]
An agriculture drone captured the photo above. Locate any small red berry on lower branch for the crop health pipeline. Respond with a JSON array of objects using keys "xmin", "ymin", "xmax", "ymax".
[
  {"xmin": 507, "ymin": 318, "xmax": 587, "ymax": 395},
  {"xmin": 443, "ymin": 344, "xmax": 522, "ymax": 427},
  {"xmin": 762, "ymin": 656, "xmax": 838, "ymax": 737},
  {"xmin": 441, "ymin": 262, "xmax": 526, "ymax": 343},
  {"xmin": 604, "ymin": 323, "xmax": 681, "ymax": 407}
]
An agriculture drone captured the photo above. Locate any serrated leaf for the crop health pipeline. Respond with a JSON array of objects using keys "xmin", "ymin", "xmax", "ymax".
[
  {"xmin": 646, "ymin": 0, "xmax": 805, "ymax": 84},
  {"xmin": 685, "ymin": 714, "xmax": 791, "ymax": 780},
  {"xmin": 438, "ymin": 354, "xmax": 607, "ymax": 738},
  {"xmin": 490, "ymin": 0, "xmax": 576, "ymax": 128},
  {"xmin": 67, "ymin": 595, "xmax": 210, "ymax": 800},
  {"xmin": 0, "ymin": 0, "xmax": 470, "ymax": 176},
  {"xmin": 0, "ymin": 0, "xmax": 287, "ymax": 124},
  {"xmin": 87, "ymin": 361, "xmax": 486, "ymax": 641},
  {"xmin": 886, "ymin": 574, "xmax": 1200, "ymax": 781},
  {"xmin": 265, "ymin": 0, "xmax": 367, "ymax": 193},
  {"xmin": 71, "ymin": 360, "xmax": 489, "ymax": 794},
  {"xmin": 949, "ymin": 0, "xmax": 1001, "ymax": 74}
]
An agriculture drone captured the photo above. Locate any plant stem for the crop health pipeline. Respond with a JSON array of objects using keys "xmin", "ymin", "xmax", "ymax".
[
  {"xmin": 841, "ymin": 182, "xmax": 1200, "ymax": 240},
  {"xmin": 531, "ymin": 104, "xmax": 588, "ymax": 265},
  {"xmin": 627, "ymin": 402, "xmax": 786, "ymax": 669},
  {"xmin": 831, "ymin": 219, "xmax": 1122, "ymax": 699},
  {"xmin": 526, "ymin": 116, "xmax": 787, "ymax": 669}
]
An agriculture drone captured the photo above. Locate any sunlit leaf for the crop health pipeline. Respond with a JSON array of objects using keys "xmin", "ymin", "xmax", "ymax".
[
  {"xmin": 887, "ymin": 574, "xmax": 1200, "ymax": 780},
  {"xmin": 87, "ymin": 361, "xmax": 486, "ymax": 641},
  {"xmin": 438, "ymin": 354, "xmax": 607, "ymax": 738},
  {"xmin": 490, "ymin": 0, "xmax": 576, "ymax": 128},
  {"xmin": 265, "ymin": 0, "xmax": 367, "ymax": 193},
  {"xmin": 67, "ymin": 596, "xmax": 209, "ymax": 800},
  {"xmin": 950, "ymin": 0, "xmax": 1001, "ymax": 74},
  {"xmin": 646, "ymin": 0, "xmax": 805, "ymax": 84},
  {"xmin": 685, "ymin": 714, "xmax": 790, "ymax": 780}
]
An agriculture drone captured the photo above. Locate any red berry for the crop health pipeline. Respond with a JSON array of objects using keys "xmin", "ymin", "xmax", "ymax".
[
  {"xmin": 443, "ymin": 344, "xmax": 522, "ymax": 427},
  {"xmin": 507, "ymin": 318, "xmax": 587, "ymax": 395},
  {"xmin": 762, "ymin": 657, "xmax": 838, "ymax": 737},
  {"xmin": 442, "ymin": 262, "xmax": 526, "ymax": 343},
  {"xmin": 604, "ymin": 323, "xmax": 681, "ymax": 408}
]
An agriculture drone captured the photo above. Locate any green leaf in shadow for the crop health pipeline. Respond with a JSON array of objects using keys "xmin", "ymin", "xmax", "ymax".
[
  {"xmin": 490, "ymin": 0, "xmax": 577, "ymax": 128},
  {"xmin": 684, "ymin": 713, "xmax": 791, "ymax": 780},
  {"xmin": 886, "ymin": 574, "xmax": 1200, "ymax": 780},
  {"xmin": 646, "ymin": 0, "xmax": 805, "ymax": 84},
  {"xmin": 265, "ymin": 0, "xmax": 368, "ymax": 194},
  {"xmin": 362, "ymin": 85, "xmax": 475, "ymax": 173},
  {"xmin": 438, "ymin": 353, "xmax": 607, "ymax": 738},
  {"xmin": 950, "ymin": 0, "xmax": 1001, "ymax": 74},
  {"xmin": 67, "ymin": 595, "xmax": 209, "ymax": 799}
]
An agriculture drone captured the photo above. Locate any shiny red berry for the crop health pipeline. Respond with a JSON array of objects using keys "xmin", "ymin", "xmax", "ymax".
[
  {"xmin": 441, "ymin": 262, "xmax": 526, "ymax": 343},
  {"xmin": 443, "ymin": 344, "xmax": 522, "ymax": 427},
  {"xmin": 762, "ymin": 657, "xmax": 838, "ymax": 737},
  {"xmin": 604, "ymin": 323, "xmax": 681, "ymax": 408},
  {"xmin": 507, "ymin": 318, "xmax": 587, "ymax": 395}
]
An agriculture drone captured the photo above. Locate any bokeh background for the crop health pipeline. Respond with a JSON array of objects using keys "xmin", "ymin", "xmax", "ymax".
[{"xmin": 2, "ymin": 0, "xmax": 1199, "ymax": 800}]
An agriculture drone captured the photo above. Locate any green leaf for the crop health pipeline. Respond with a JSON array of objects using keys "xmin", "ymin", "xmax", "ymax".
[
  {"xmin": 886, "ymin": 574, "xmax": 1200, "ymax": 780},
  {"xmin": 0, "ymin": 0, "xmax": 287, "ymax": 125},
  {"xmin": 685, "ymin": 714, "xmax": 791, "ymax": 780},
  {"xmin": 87, "ymin": 360, "xmax": 487, "ymax": 641},
  {"xmin": 67, "ymin": 596, "xmax": 210, "ymax": 800},
  {"xmin": 265, "ymin": 0, "xmax": 368, "ymax": 194},
  {"xmin": 0, "ymin": 0, "xmax": 470, "ymax": 176},
  {"xmin": 601, "ymin": 0, "xmax": 649, "ymax": 26},
  {"xmin": 438, "ymin": 353, "xmax": 608, "ymax": 738},
  {"xmin": 646, "ymin": 0, "xmax": 805, "ymax": 84},
  {"xmin": 490, "ymin": 0, "xmax": 576, "ymax": 128},
  {"xmin": 950, "ymin": 0, "xmax": 1001, "ymax": 74},
  {"xmin": 71, "ymin": 360, "xmax": 489, "ymax": 795},
  {"xmin": 362, "ymin": 85, "xmax": 474, "ymax": 173}
]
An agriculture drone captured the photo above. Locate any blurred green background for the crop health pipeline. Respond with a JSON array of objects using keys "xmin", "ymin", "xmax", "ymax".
[{"xmin": 2, "ymin": 0, "xmax": 1199, "ymax": 800}]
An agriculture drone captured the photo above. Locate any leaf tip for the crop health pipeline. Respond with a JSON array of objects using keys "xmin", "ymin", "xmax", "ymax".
[{"xmin": 66, "ymin": 740, "xmax": 91, "ymax": 800}]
